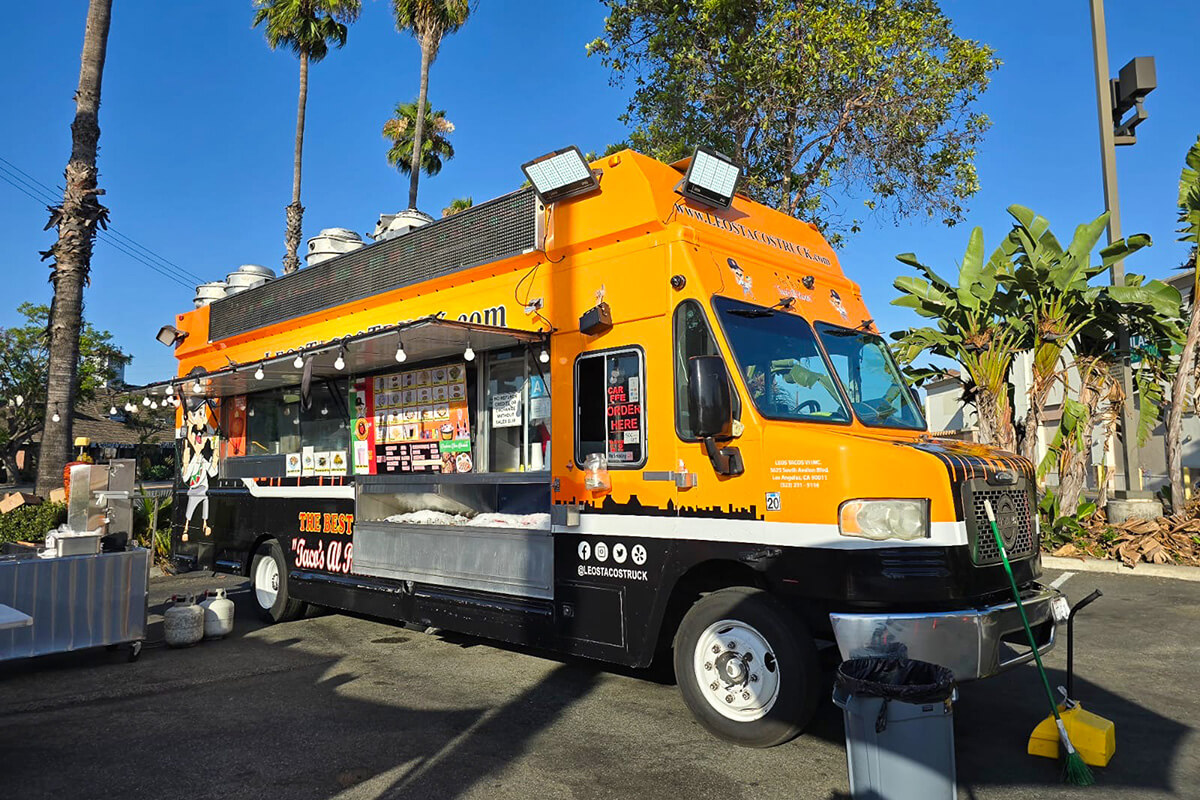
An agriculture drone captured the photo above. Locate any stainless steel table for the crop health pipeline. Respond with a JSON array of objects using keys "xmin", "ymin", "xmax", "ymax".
[{"xmin": 0, "ymin": 547, "xmax": 150, "ymax": 662}]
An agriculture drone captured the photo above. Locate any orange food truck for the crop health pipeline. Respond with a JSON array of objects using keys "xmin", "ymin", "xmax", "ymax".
[{"xmin": 164, "ymin": 146, "xmax": 1063, "ymax": 747}]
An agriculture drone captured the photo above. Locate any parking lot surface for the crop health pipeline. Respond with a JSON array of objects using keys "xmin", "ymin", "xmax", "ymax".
[{"xmin": 0, "ymin": 566, "xmax": 1195, "ymax": 799}]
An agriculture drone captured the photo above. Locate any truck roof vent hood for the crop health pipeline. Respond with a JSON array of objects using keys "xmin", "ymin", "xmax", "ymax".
[
  {"xmin": 306, "ymin": 228, "xmax": 365, "ymax": 267},
  {"xmin": 371, "ymin": 209, "xmax": 433, "ymax": 243}
]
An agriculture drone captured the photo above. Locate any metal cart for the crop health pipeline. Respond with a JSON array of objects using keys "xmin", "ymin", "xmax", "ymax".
[{"xmin": 0, "ymin": 545, "xmax": 151, "ymax": 663}]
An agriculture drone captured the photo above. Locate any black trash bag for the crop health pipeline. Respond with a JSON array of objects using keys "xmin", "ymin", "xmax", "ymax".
[{"xmin": 835, "ymin": 658, "xmax": 956, "ymax": 734}]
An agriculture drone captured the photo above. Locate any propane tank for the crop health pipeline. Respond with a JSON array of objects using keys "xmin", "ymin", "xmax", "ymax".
[
  {"xmin": 164, "ymin": 594, "xmax": 204, "ymax": 647},
  {"xmin": 199, "ymin": 588, "xmax": 235, "ymax": 639}
]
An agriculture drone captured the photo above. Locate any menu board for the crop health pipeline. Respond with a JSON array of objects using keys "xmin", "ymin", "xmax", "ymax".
[{"xmin": 351, "ymin": 362, "xmax": 473, "ymax": 474}]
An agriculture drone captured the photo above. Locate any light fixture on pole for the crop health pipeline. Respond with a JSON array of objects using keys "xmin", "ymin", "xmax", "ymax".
[{"xmin": 1089, "ymin": 0, "xmax": 1157, "ymax": 506}]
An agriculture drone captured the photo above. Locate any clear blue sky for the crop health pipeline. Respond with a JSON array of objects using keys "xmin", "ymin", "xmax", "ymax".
[{"xmin": 0, "ymin": 1, "xmax": 1196, "ymax": 386}]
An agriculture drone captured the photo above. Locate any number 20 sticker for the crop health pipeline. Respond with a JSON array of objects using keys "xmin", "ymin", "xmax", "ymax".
[{"xmin": 766, "ymin": 492, "xmax": 782, "ymax": 512}]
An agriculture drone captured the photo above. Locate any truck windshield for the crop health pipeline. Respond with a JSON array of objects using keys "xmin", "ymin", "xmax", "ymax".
[
  {"xmin": 713, "ymin": 296, "xmax": 851, "ymax": 423},
  {"xmin": 815, "ymin": 323, "xmax": 926, "ymax": 430}
]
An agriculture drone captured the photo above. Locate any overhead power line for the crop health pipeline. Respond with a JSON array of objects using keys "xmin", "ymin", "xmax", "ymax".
[
  {"xmin": 0, "ymin": 153, "xmax": 203, "ymax": 287},
  {"xmin": 0, "ymin": 166, "xmax": 194, "ymax": 291}
]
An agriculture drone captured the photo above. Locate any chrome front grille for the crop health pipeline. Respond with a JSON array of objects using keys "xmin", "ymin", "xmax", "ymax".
[{"xmin": 962, "ymin": 479, "xmax": 1036, "ymax": 565}]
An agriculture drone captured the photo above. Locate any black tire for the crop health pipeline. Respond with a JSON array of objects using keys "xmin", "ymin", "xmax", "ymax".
[
  {"xmin": 673, "ymin": 587, "xmax": 820, "ymax": 748},
  {"xmin": 250, "ymin": 539, "xmax": 307, "ymax": 623}
]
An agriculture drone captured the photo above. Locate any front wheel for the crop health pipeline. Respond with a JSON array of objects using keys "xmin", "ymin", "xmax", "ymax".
[
  {"xmin": 674, "ymin": 587, "xmax": 820, "ymax": 747},
  {"xmin": 250, "ymin": 540, "xmax": 307, "ymax": 623}
]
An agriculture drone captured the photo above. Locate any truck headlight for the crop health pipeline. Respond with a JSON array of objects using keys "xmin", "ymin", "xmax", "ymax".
[{"xmin": 838, "ymin": 499, "xmax": 929, "ymax": 541}]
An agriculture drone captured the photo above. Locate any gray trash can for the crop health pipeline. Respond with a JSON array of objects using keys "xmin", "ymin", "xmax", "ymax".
[{"xmin": 832, "ymin": 658, "xmax": 957, "ymax": 800}]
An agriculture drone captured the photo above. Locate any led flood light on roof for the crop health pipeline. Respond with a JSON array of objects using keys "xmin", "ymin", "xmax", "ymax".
[
  {"xmin": 678, "ymin": 146, "xmax": 741, "ymax": 209},
  {"xmin": 521, "ymin": 146, "xmax": 600, "ymax": 204}
]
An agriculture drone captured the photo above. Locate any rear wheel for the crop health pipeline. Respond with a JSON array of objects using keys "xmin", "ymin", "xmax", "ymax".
[
  {"xmin": 674, "ymin": 587, "xmax": 820, "ymax": 747},
  {"xmin": 250, "ymin": 540, "xmax": 307, "ymax": 623}
]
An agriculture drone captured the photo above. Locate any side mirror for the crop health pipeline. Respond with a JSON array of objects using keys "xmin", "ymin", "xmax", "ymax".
[
  {"xmin": 687, "ymin": 355, "xmax": 734, "ymax": 439},
  {"xmin": 686, "ymin": 355, "xmax": 743, "ymax": 477}
]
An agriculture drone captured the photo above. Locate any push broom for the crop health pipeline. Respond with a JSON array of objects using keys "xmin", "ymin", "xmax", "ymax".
[{"xmin": 983, "ymin": 499, "xmax": 1094, "ymax": 786}]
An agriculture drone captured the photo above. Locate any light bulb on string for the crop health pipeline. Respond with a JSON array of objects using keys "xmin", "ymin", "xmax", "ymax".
[
  {"xmin": 254, "ymin": 364, "xmax": 265, "ymax": 381},
  {"xmin": 321, "ymin": 406, "xmax": 329, "ymax": 416},
  {"xmin": 151, "ymin": 400, "xmax": 159, "ymax": 409},
  {"xmin": 539, "ymin": 348, "xmax": 550, "ymax": 364},
  {"xmin": 51, "ymin": 406, "xmax": 61, "ymax": 423},
  {"xmin": 334, "ymin": 348, "xmax": 346, "ymax": 371},
  {"xmin": 109, "ymin": 405, "xmax": 118, "ymax": 416},
  {"xmin": 143, "ymin": 397, "xmax": 151, "ymax": 407},
  {"xmin": 394, "ymin": 341, "xmax": 407, "ymax": 363},
  {"xmin": 192, "ymin": 380, "xmax": 203, "ymax": 394},
  {"xmin": 463, "ymin": 344, "xmax": 475, "ymax": 362},
  {"xmin": 293, "ymin": 354, "xmax": 304, "ymax": 369}
]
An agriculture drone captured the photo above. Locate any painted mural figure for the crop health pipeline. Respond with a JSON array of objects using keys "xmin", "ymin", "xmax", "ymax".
[{"xmin": 182, "ymin": 400, "xmax": 219, "ymax": 538}]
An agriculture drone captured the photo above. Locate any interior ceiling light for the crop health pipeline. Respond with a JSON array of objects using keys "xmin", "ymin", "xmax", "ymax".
[
  {"xmin": 677, "ymin": 146, "xmax": 741, "ymax": 209},
  {"xmin": 521, "ymin": 146, "xmax": 600, "ymax": 204}
]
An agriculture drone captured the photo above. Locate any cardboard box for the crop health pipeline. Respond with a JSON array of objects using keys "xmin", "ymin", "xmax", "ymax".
[
  {"xmin": 0, "ymin": 492, "xmax": 43, "ymax": 514},
  {"xmin": 48, "ymin": 487, "xmax": 67, "ymax": 504}
]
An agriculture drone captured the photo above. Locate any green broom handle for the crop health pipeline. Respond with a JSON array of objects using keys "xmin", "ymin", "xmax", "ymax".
[{"xmin": 984, "ymin": 500, "xmax": 1063, "ymax": 722}]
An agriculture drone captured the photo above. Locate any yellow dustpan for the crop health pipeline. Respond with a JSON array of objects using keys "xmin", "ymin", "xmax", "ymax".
[{"xmin": 1027, "ymin": 589, "xmax": 1115, "ymax": 767}]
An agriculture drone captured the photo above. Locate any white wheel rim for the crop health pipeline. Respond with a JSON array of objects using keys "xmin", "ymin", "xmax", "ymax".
[
  {"xmin": 693, "ymin": 619, "xmax": 780, "ymax": 722},
  {"xmin": 254, "ymin": 554, "xmax": 280, "ymax": 610}
]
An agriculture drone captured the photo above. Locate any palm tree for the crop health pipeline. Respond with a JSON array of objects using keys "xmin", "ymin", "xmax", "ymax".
[
  {"xmin": 35, "ymin": 0, "xmax": 113, "ymax": 497},
  {"xmin": 253, "ymin": 0, "xmax": 361, "ymax": 273},
  {"xmin": 892, "ymin": 227, "xmax": 1026, "ymax": 452},
  {"xmin": 391, "ymin": 0, "xmax": 470, "ymax": 210},
  {"xmin": 1166, "ymin": 136, "xmax": 1200, "ymax": 510},
  {"xmin": 442, "ymin": 197, "xmax": 472, "ymax": 217},
  {"xmin": 382, "ymin": 101, "xmax": 455, "ymax": 180},
  {"xmin": 997, "ymin": 205, "xmax": 1151, "ymax": 464}
]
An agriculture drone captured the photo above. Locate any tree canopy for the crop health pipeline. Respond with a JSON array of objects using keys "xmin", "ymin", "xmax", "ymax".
[
  {"xmin": 589, "ymin": 0, "xmax": 999, "ymax": 244},
  {"xmin": 251, "ymin": 0, "xmax": 360, "ymax": 62},
  {"xmin": 0, "ymin": 303, "xmax": 125, "ymax": 480},
  {"xmin": 382, "ymin": 100, "xmax": 456, "ymax": 178}
]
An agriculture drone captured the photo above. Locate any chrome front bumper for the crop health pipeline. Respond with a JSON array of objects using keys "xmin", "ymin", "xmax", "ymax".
[{"xmin": 828, "ymin": 583, "xmax": 1062, "ymax": 681}]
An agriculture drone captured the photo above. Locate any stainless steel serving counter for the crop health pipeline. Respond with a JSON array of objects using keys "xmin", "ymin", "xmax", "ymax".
[{"xmin": 0, "ymin": 546, "xmax": 150, "ymax": 662}]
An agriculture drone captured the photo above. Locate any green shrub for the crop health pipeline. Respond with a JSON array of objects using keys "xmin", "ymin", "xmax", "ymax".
[{"xmin": 0, "ymin": 502, "xmax": 68, "ymax": 544}]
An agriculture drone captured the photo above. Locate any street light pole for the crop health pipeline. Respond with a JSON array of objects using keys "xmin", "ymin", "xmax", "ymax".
[{"xmin": 1088, "ymin": 0, "xmax": 1145, "ymax": 499}]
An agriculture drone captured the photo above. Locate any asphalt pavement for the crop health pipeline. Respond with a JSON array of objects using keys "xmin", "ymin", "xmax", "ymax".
[{"xmin": 0, "ymin": 566, "xmax": 1195, "ymax": 800}]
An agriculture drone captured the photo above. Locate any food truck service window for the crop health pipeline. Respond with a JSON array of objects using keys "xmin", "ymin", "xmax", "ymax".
[{"xmin": 575, "ymin": 347, "xmax": 646, "ymax": 468}]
